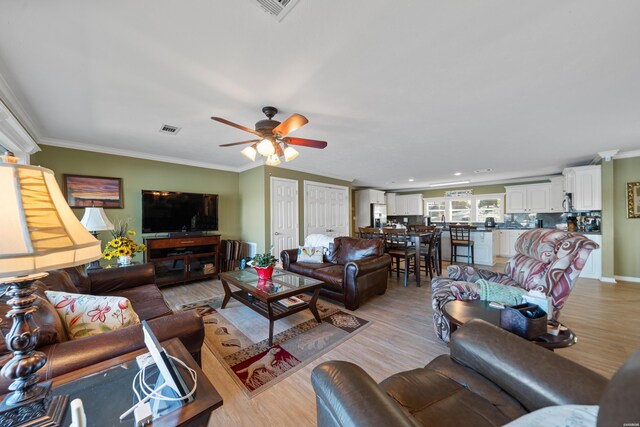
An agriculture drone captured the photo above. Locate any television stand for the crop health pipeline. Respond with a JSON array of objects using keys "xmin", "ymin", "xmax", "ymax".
[
  {"xmin": 144, "ymin": 235, "xmax": 221, "ymax": 287},
  {"xmin": 168, "ymin": 231, "xmax": 204, "ymax": 238}
]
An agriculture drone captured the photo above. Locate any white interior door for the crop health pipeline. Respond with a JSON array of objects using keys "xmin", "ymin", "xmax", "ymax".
[
  {"xmin": 304, "ymin": 181, "xmax": 349, "ymax": 239},
  {"xmin": 271, "ymin": 177, "xmax": 299, "ymax": 256}
]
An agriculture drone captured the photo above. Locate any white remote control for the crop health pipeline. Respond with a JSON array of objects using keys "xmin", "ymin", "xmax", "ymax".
[{"xmin": 488, "ymin": 301, "xmax": 505, "ymax": 309}]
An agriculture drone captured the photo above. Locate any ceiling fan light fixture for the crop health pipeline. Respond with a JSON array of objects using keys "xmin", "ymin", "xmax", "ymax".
[
  {"xmin": 283, "ymin": 145, "xmax": 299, "ymax": 162},
  {"xmin": 240, "ymin": 144, "xmax": 257, "ymax": 161},
  {"xmin": 265, "ymin": 154, "xmax": 281, "ymax": 166},
  {"xmin": 257, "ymin": 138, "xmax": 275, "ymax": 156}
]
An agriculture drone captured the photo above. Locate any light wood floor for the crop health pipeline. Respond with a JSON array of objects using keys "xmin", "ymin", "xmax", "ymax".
[{"xmin": 161, "ymin": 260, "xmax": 640, "ymax": 427}]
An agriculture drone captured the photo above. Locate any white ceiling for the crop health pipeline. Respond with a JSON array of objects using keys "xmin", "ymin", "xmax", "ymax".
[{"xmin": 0, "ymin": 1, "xmax": 639, "ymax": 190}]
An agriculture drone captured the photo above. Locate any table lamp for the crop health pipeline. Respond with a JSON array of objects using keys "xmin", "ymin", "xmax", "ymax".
[
  {"xmin": 0, "ymin": 162, "xmax": 102, "ymax": 426},
  {"xmin": 80, "ymin": 207, "xmax": 114, "ymax": 269}
]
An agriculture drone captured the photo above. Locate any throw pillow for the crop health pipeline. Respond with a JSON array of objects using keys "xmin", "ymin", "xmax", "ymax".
[
  {"xmin": 503, "ymin": 405, "xmax": 598, "ymax": 427},
  {"xmin": 45, "ymin": 290, "xmax": 140, "ymax": 340},
  {"xmin": 297, "ymin": 246, "xmax": 324, "ymax": 263}
]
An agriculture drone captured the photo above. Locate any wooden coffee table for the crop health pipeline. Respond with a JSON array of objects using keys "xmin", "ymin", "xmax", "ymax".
[
  {"xmin": 443, "ymin": 300, "xmax": 577, "ymax": 350},
  {"xmin": 220, "ymin": 269, "xmax": 324, "ymax": 346}
]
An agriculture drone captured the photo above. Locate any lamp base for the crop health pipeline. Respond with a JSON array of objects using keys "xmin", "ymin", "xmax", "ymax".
[{"xmin": 0, "ymin": 381, "xmax": 67, "ymax": 427}]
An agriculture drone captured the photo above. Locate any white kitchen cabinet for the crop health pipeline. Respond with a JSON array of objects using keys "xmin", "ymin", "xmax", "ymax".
[
  {"xmin": 579, "ymin": 234, "xmax": 602, "ymax": 279},
  {"xmin": 505, "ymin": 184, "xmax": 550, "ymax": 213},
  {"xmin": 549, "ymin": 176, "xmax": 564, "ymax": 212},
  {"xmin": 385, "ymin": 193, "xmax": 396, "ymax": 215},
  {"xmin": 497, "ymin": 230, "xmax": 511, "ymax": 257},
  {"xmin": 355, "ymin": 189, "xmax": 386, "ymax": 228},
  {"xmin": 393, "ymin": 194, "xmax": 424, "ymax": 215},
  {"xmin": 440, "ymin": 231, "xmax": 496, "ymax": 266},
  {"xmin": 564, "ymin": 165, "xmax": 601, "ymax": 211},
  {"xmin": 508, "ymin": 230, "xmax": 527, "ymax": 257}
]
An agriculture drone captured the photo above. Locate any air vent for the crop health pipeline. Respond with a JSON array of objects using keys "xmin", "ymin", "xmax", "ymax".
[
  {"xmin": 474, "ymin": 168, "xmax": 493, "ymax": 174},
  {"xmin": 253, "ymin": 0, "xmax": 301, "ymax": 22},
  {"xmin": 159, "ymin": 124, "xmax": 181, "ymax": 135}
]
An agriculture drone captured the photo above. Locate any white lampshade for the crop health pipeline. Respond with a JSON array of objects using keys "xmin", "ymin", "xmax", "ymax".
[
  {"xmin": 240, "ymin": 144, "xmax": 257, "ymax": 162},
  {"xmin": 80, "ymin": 207, "xmax": 114, "ymax": 232},
  {"xmin": 283, "ymin": 145, "xmax": 299, "ymax": 162},
  {"xmin": 257, "ymin": 138, "xmax": 275, "ymax": 156},
  {"xmin": 265, "ymin": 154, "xmax": 281, "ymax": 166},
  {"xmin": 0, "ymin": 163, "xmax": 102, "ymax": 279}
]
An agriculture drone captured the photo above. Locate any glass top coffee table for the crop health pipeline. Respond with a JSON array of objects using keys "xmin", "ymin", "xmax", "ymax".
[{"xmin": 219, "ymin": 269, "xmax": 324, "ymax": 346}]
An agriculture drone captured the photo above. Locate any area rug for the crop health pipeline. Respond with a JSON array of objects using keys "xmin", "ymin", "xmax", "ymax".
[{"xmin": 179, "ymin": 295, "xmax": 370, "ymax": 398}]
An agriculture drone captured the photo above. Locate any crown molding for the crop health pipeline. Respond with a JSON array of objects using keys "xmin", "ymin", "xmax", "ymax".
[
  {"xmin": 39, "ymin": 137, "xmax": 240, "ymax": 172},
  {"xmin": 266, "ymin": 163, "xmax": 355, "ymax": 183},
  {"xmin": 614, "ymin": 149, "xmax": 640, "ymax": 160},
  {"xmin": 0, "ymin": 71, "xmax": 41, "ymax": 150}
]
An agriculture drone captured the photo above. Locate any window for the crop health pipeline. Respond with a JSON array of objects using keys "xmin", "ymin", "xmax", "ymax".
[{"xmin": 424, "ymin": 193, "xmax": 505, "ymax": 223}]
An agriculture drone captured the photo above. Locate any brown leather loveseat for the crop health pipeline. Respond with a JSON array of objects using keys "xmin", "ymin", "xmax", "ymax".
[
  {"xmin": 0, "ymin": 264, "xmax": 204, "ymax": 395},
  {"xmin": 281, "ymin": 237, "xmax": 391, "ymax": 310},
  {"xmin": 312, "ymin": 319, "xmax": 638, "ymax": 426}
]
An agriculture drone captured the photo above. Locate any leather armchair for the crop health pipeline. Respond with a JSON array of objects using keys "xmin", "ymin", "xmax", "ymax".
[
  {"xmin": 281, "ymin": 237, "xmax": 391, "ymax": 310},
  {"xmin": 431, "ymin": 229, "xmax": 598, "ymax": 342},
  {"xmin": 0, "ymin": 264, "xmax": 204, "ymax": 394},
  {"xmin": 311, "ymin": 319, "xmax": 637, "ymax": 427}
]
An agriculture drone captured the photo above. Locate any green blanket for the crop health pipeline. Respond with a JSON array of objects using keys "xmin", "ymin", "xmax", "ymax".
[{"xmin": 476, "ymin": 279, "xmax": 526, "ymax": 305}]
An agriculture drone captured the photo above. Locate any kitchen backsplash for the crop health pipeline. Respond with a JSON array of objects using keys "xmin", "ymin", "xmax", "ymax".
[{"xmin": 387, "ymin": 212, "xmax": 602, "ymax": 229}]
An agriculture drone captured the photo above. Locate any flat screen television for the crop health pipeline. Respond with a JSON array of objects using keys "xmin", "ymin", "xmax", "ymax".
[{"xmin": 141, "ymin": 190, "xmax": 218, "ymax": 233}]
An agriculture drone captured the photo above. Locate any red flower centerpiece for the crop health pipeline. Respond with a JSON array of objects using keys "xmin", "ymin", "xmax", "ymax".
[{"xmin": 250, "ymin": 249, "xmax": 278, "ymax": 280}]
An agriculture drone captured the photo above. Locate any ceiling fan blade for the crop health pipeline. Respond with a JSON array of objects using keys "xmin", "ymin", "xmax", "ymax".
[
  {"xmin": 211, "ymin": 117, "xmax": 263, "ymax": 137},
  {"xmin": 219, "ymin": 139, "xmax": 261, "ymax": 147},
  {"xmin": 283, "ymin": 137, "xmax": 328, "ymax": 149},
  {"xmin": 272, "ymin": 114, "xmax": 308, "ymax": 137}
]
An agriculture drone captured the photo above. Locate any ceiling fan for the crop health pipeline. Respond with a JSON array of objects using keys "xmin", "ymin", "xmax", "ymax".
[{"xmin": 212, "ymin": 106, "xmax": 327, "ymax": 165}]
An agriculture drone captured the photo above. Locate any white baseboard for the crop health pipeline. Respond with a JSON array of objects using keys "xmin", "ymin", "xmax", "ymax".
[
  {"xmin": 600, "ymin": 277, "xmax": 617, "ymax": 283},
  {"xmin": 614, "ymin": 275, "xmax": 640, "ymax": 283}
]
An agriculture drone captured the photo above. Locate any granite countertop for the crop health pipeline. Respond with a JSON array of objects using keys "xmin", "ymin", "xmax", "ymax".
[{"xmin": 436, "ymin": 225, "xmax": 601, "ymax": 235}]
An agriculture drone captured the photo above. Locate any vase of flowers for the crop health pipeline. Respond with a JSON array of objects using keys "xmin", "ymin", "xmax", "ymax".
[
  {"xmin": 102, "ymin": 219, "xmax": 146, "ymax": 265},
  {"xmin": 250, "ymin": 250, "xmax": 278, "ymax": 280}
]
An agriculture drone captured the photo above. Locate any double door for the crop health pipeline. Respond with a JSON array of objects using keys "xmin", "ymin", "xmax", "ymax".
[{"xmin": 304, "ymin": 182, "xmax": 349, "ymax": 238}]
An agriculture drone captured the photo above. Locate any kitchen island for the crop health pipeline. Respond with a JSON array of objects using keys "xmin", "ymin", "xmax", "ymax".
[{"xmin": 440, "ymin": 228, "xmax": 498, "ymax": 266}]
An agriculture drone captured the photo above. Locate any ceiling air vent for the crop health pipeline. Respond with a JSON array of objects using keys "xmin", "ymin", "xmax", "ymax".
[
  {"xmin": 474, "ymin": 168, "xmax": 493, "ymax": 174},
  {"xmin": 252, "ymin": 0, "xmax": 301, "ymax": 22},
  {"xmin": 159, "ymin": 124, "xmax": 181, "ymax": 135}
]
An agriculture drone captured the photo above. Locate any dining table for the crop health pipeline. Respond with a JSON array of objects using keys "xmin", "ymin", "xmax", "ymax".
[{"xmin": 380, "ymin": 228, "xmax": 434, "ymax": 287}]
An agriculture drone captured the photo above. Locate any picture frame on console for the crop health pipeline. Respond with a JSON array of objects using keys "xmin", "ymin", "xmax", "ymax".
[
  {"xmin": 64, "ymin": 174, "xmax": 124, "ymax": 208},
  {"xmin": 628, "ymin": 181, "xmax": 640, "ymax": 218}
]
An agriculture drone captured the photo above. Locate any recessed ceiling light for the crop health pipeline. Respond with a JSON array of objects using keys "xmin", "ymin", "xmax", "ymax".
[
  {"xmin": 453, "ymin": 172, "xmax": 462, "ymax": 176},
  {"xmin": 408, "ymin": 178, "xmax": 414, "ymax": 182},
  {"xmin": 473, "ymin": 168, "xmax": 493, "ymax": 174}
]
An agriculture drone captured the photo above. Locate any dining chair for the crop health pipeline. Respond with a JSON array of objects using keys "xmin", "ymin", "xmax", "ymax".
[
  {"xmin": 422, "ymin": 228, "xmax": 441, "ymax": 279},
  {"xmin": 358, "ymin": 227, "xmax": 382, "ymax": 239},
  {"xmin": 449, "ymin": 225, "xmax": 475, "ymax": 264},
  {"xmin": 383, "ymin": 229, "xmax": 417, "ymax": 287}
]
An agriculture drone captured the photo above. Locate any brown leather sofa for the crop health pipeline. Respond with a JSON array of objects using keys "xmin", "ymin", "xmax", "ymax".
[
  {"xmin": 312, "ymin": 319, "xmax": 638, "ymax": 427},
  {"xmin": 281, "ymin": 237, "xmax": 391, "ymax": 311},
  {"xmin": 0, "ymin": 264, "xmax": 204, "ymax": 395}
]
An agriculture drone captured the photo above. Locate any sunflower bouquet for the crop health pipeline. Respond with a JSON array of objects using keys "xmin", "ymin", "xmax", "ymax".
[{"xmin": 102, "ymin": 219, "xmax": 146, "ymax": 261}]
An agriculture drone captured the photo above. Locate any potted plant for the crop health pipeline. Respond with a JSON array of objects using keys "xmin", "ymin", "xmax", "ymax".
[
  {"xmin": 250, "ymin": 249, "xmax": 278, "ymax": 280},
  {"xmin": 102, "ymin": 219, "xmax": 146, "ymax": 266}
]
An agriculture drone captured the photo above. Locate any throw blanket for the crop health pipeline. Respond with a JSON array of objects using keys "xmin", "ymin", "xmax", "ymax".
[
  {"xmin": 304, "ymin": 234, "xmax": 333, "ymax": 250},
  {"xmin": 476, "ymin": 279, "xmax": 526, "ymax": 305}
]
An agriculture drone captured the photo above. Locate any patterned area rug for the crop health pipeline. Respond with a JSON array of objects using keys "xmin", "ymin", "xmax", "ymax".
[{"xmin": 179, "ymin": 295, "xmax": 370, "ymax": 398}]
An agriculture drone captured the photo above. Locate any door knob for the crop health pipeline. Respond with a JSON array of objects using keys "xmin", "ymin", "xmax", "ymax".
[{"xmin": 274, "ymin": 232, "xmax": 281, "ymax": 235}]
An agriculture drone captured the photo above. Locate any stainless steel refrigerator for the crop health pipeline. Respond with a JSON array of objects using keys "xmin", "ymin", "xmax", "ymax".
[{"xmin": 371, "ymin": 204, "xmax": 387, "ymax": 228}]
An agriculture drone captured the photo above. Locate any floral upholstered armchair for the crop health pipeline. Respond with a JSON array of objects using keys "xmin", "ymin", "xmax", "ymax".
[{"xmin": 431, "ymin": 229, "xmax": 599, "ymax": 342}]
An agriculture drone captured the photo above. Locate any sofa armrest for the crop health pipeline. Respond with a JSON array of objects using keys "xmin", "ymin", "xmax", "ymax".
[
  {"xmin": 88, "ymin": 263, "xmax": 156, "ymax": 294},
  {"xmin": 280, "ymin": 249, "xmax": 299, "ymax": 269},
  {"xmin": 311, "ymin": 361, "xmax": 417, "ymax": 427},
  {"xmin": 447, "ymin": 265, "xmax": 514, "ymax": 285},
  {"xmin": 344, "ymin": 254, "xmax": 391, "ymax": 277},
  {"xmin": 450, "ymin": 319, "xmax": 607, "ymax": 411},
  {"xmin": 0, "ymin": 311, "xmax": 204, "ymax": 394}
]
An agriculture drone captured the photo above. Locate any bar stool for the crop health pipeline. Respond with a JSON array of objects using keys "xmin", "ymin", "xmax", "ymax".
[
  {"xmin": 449, "ymin": 225, "xmax": 475, "ymax": 264},
  {"xmin": 383, "ymin": 229, "xmax": 416, "ymax": 287}
]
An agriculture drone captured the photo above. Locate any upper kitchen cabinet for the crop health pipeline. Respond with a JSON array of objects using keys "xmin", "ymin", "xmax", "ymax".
[
  {"xmin": 385, "ymin": 193, "xmax": 397, "ymax": 215},
  {"xmin": 393, "ymin": 194, "xmax": 424, "ymax": 216},
  {"xmin": 563, "ymin": 165, "xmax": 602, "ymax": 211},
  {"xmin": 357, "ymin": 189, "xmax": 386, "ymax": 205},
  {"xmin": 549, "ymin": 176, "xmax": 564, "ymax": 212},
  {"xmin": 505, "ymin": 183, "xmax": 550, "ymax": 213}
]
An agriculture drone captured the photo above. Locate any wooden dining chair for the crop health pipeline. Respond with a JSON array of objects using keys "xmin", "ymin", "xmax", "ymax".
[
  {"xmin": 422, "ymin": 228, "xmax": 441, "ymax": 279},
  {"xmin": 449, "ymin": 225, "xmax": 475, "ymax": 264},
  {"xmin": 358, "ymin": 227, "xmax": 382, "ymax": 240},
  {"xmin": 383, "ymin": 229, "xmax": 417, "ymax": 287}
]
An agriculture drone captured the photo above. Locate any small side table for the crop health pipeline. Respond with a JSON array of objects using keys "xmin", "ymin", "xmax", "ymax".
[
  {"xmin": 46, "ymin": 338, "xmax": 222, "ymax": 426},
  {"xmin": 443, "ymin": 300, "xmax": 577, "ymax": 350}
]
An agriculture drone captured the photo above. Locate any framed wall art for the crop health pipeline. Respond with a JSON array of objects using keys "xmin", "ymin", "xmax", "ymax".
[
  {"xmin": 63, "ymin": 174, "xmax": 124, "ymax": 208},
  {"xmin": 628, "ymin": 181, "xmax": 640, "ymax": 218}
]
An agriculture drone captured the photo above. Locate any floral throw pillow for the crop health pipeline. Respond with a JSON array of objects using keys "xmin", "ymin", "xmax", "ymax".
[
  {"xmin": 297, "ymin": 246, "xmax": 324, "ymax": 263},
  {"xmin": 45, "ymin": 290, "xmax": 140, "ymax": 340}
]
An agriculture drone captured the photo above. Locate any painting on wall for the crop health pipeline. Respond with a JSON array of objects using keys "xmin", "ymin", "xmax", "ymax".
[
  {"xmin": 628, "ymin": 182, "xmax": 640, "ymax": 218},
  {"xmin": 63, "ymin": 174, "xmax": 124, "ymax": 208}
]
